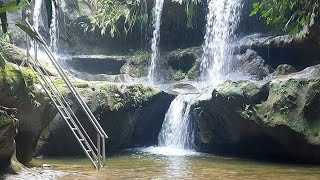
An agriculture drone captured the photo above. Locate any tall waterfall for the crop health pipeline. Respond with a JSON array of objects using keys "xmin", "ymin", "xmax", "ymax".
[
  {"xmin": 33, "ymin": 0, "xmax": 43, "ymax": 32},
  {"xmin": 154, "ymin": 0, "xmax": 243, "ymax": 154},
  {"xmin": 147, "ymin": 0, "xmax": 165, "ymax": 83},
  {"xmin": 140, "ymin": 0, "xmax": 148, "ymax": 49},
  {"xmin": 49, "ymin": 1, "xmax": 59, "ymax": 53},
  {"xmin": 158, "ymin": 94, "xmax": 196, "ymax": 149},
  {"xmin": 201, "ymin": 0, "xmax": 242, "ymax": 82}
]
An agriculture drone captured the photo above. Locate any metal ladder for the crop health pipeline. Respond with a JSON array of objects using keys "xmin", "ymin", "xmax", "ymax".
[{"xmin": 22, "ymin": 19, "xmax": 108, "ymax": 170}]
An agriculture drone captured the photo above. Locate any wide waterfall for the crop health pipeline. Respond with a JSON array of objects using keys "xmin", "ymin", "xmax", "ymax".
[
  {"xmin": 147, "ymin": 0, "xmax": 165, "ymax": 83},
  {"xmin": 201, "ymin": 0, "xmax": 242, "ymax": 82},
  {"xmin": 154, "ymin": 0, "xmax": 243, "ymax": 155}
]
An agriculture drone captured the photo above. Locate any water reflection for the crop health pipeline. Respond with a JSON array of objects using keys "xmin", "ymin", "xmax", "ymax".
[
  {"xmin": 5, "ymin": 151, "xmax": 320, "ymax": 180},
  {"xmin": 164, "ymin": 157, "xmax": 189, "ymax": 179}
]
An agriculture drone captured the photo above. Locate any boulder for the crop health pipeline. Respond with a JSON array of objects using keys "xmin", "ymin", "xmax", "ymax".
[
  {"xmin": 35, "ymin": 82, "xmax": 174, "ymax": 155},
  {"xmin": 238, "ymin": 34, "xmax": 320, "ymax": 70},
  {"xmin": 235, "ymin": 49, "xmax": 273, "ymax": 80},
  {"xmin": 274, "ymin": 64, "xmax": 297, "ymax": 76},
  {"xmin": 0, "ymin": 57, "xmax": 57, "ymax": 165},
  {"xmin": 193, "ymin": 65, "xmax": 320, "ymax": 162}
]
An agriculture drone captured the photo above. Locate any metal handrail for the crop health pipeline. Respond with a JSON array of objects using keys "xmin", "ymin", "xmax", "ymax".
[{"xmin": 24, "ymin": 18, "xmax": 107, "ymax": 169}]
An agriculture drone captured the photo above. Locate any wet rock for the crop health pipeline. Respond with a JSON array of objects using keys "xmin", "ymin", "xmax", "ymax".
[
  {"xmin": 0, "ymin": 113, "xmax": 17, "ymax": 172},
  {"xmin": 171, "ymin": 82, "xmax": 200, "ymax": 94},
  {"xmin": 162, "ymin": 47, "xmax": 202, "ymax": 81},
  {"xmin": 0, "ymin": 58, "xmax": 57, "ymax": 165},
  {"xmin": 35, "ymin": 82, "xmax": 174, "ymax": 155},
  {"xmin": 274, "ymin": 64, "xmax": 297, "ymax": 76},
  {"xmin": 238, "ymin": 34, "xmax": 320, "ymax": 70},
  {"xmin": 193, "ymin": 65, "xmax": 320, "ymax": 163},
  {"xmin": 66, "ymin": 55, "xmax": 126, "ymax": 75},
  {"xmin": 235, "ymin": 49, "xmax": 273, "ymax": 80}
]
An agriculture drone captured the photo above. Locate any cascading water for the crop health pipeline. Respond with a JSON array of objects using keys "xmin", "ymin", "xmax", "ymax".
[
  {"xmin": 149, "ymin": 0, "xmax": 243, "ymax": 155},
  {"xmin": 201, "ymin": 0, "xmax": 242, "ymax": 83},
  {"xmin": 147, "ymin": 0, "xmax": 164, "ymax": 83},
  {"xmin": 158, "ymin": 94, "xmax": 196, "ymax": 149},
  {"xmin": 33, "ymin": 0, "xmax": 43, "ymax": 32},
  {"xmin": 49, "ymin": 1, "xmax": 59, "ymax": 53},
  {"xmin": 139, "ymin": 0, "xmax": 148, "ymax": 49}
]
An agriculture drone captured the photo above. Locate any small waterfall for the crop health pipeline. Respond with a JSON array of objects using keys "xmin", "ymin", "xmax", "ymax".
[
  {"xmin": 49, "ymin": 1, "xmax": 59, "ymax": 53},
  {"xmin": 147, "ymin": 0, "xmax": 165, "ymax": 83},
  {"xmin": 158, "ymin": 94, "xmax": 196, "ymax": 149},
  {"xmin": 33, "ymin": 0, "xmax": 43, "ymax": 32},
  {"xmin": 139, "ymin": 0, "xmax": 148, "ymax": 49},
  {"xmin": 201, "ymin": 0, "xmax": 242, "ymax": 82}
]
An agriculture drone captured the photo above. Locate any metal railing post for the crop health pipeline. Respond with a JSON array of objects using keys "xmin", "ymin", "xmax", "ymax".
[
  {"xmin": 102, "ymin": 136, "xmax": 106, "ymax": 166},
  {"xmin": 97, "ymin": 133, "xmax": 101, "ymax": 170}
]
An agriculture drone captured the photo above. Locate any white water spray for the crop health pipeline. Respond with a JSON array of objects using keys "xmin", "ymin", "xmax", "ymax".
[
  {"xmin": 151, "ymin": 0, "xmax": 243, "ymax": 155},
  {"xmin": 147, "ymin": 0, "xmax": 165, "ymax": 83},
  {"xmin": 49, "ymin": 1, "xmax": 59, "ymax": 53},
  {"xmin": 33, "ymin": 0, "xmax": 43, "ymax": 32},
  {"xmin": 158, "ymin": 94, "xmax": 197, "ymax": 149},
  {"xmin": 201, "ymin": 0, "xmax": 242, "ymax": 82}
]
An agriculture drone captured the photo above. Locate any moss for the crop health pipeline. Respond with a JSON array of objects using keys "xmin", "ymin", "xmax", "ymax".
[
  {"xmin": 21, "ymin": 67, "xmax": 40, "ymax": 84},
  {"xmin": 167, "ymin": 68, "xmax": 186, "ymax": 81},
  {"xmin": 53, "ymin": 79, "xmax": 65, "ymax": 86},
  {"xmin": 99, "ymin": 84, "xmax": 159, "ymax": 111},
  {"xmin": 186, "ymin": 65, "xmax": 199, "ymax": 79},
  {"xmin": 75, "ymin": 82, "xmax": 89, "ymax": 88},
  {"xmin": 0, "ymin": 114, "xmax": 12, "ymax": 129}
]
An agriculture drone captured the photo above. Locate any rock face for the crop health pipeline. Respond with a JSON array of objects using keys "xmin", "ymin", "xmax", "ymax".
[
  {"xmin": 0, "ymin": 112, "xmax": 17, "ymax": 172},
  {"xmin": 239, "ymin": 34, "xmax": 320, "ymax": 70},
  {"xmin": 35, "ymin": 82, "xmax": 174, "ymax": 155},
  {"xmin": 234, "ymin": 49, "xmax": 273, "ymax": 80},
  {"xmin": 0, "ymin": 57, "xmax": 57, "ymax": 165},
  {"xmin": 193, "ymin": 65, "xmax": 320, "ymax": 163}
]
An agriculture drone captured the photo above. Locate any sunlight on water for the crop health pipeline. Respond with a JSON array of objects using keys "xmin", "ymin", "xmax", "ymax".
[
  {"xmin": 138, "ymin": 146, "xmax": 199, "ymax": 156},
  {"xmin": 5, "ymin": 154, "xmax": 320, "ymax": 180}
]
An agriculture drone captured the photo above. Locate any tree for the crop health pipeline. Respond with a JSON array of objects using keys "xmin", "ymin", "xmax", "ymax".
[{"xmin": 250, "ymin": 0, "xmax": 319, "ymax": 35}]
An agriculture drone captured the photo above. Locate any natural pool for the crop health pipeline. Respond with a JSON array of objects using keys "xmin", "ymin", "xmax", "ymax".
[{"xmin": 5, "ymin": 148, "xmax": 320, "ymax": 180}]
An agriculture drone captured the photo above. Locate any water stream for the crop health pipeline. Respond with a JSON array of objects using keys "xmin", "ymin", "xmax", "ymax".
[
  {"xmin": 158, "ymin": 94, "xmax": 196, "ymax": 149},
  {"xmin": 154, "ymin": 0, "xmax": 243, "ymax": 155},
  {"xmin": 32, "ymin": 0, "xmax": 43, "ymax": 32},
  {"xmin": 147, "ymin": 0, "xmax": 165, "ymax": 83},
  {"xmin": 201, "ymin": 0, "xmax": 242, "ymax": 82},
  {"xmin": 49, "ymin": 0, "xmax": 59, "ymax": 53}
]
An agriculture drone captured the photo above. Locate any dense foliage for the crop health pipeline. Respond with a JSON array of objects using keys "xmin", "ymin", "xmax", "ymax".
[
  {"xmin": 84, "ymin": 0, "xmax": 141, "ymax": 37},
  {"xmin": 250, "ymin": 0, "xmax": 319, "ymax": 35},
  {"xmin": 86, "ymin": 0, "xmax": 202, "ymax": 37},
  {"xmin": 173, "ymin": 0, "xmax": 202, "ymax": 28}
]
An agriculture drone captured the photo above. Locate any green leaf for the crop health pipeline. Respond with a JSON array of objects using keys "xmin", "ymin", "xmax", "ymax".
[
  {"xmin": 16, "ymin": 22, "xmax": 43, "ymax": 43},
  {"xmin": 0, "ymin": 1, "xmax": 27, "ymax": 14}
]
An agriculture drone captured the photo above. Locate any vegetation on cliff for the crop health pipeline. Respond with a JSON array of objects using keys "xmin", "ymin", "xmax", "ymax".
[{"xmin": 250, "ymin": 0, "xmax": 319, "ymax": 35}]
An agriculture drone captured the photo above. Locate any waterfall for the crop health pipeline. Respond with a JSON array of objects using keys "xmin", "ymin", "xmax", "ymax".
[
  {"xmin": 49, "ymin": 0, "xmax": 59, "ymax": 53},
  {"xmin": 140, "ymin": 0, "xmax": 148, "ymax": 49},
  {"xmin": 147, "ymin": 0, "xmax": 165, "ymax": 83},
  {"xmin": 33, "ymin": 0, "xmax": 43, "ymax": 32},
  {"xmin": 151, "ymin": 0, "xmax": 243, "ymax": 154},
  {"xmin": 158, "ymin": 94, "xmax": 196, "ymax": 149},
  {"xmin": 201, "ymin": 0, "xmax": 242, "ymax": 82}
]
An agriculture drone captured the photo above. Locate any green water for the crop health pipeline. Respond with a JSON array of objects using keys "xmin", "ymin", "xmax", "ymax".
[{"xmin": 24, "ymin": 151, "xmax": 320, "ymax": 180}]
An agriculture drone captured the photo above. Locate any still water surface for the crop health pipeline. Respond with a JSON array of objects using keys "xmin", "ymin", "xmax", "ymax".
[{"xmin": 7, "ymin": 149, "xmax": 320, "ymax": 180}]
